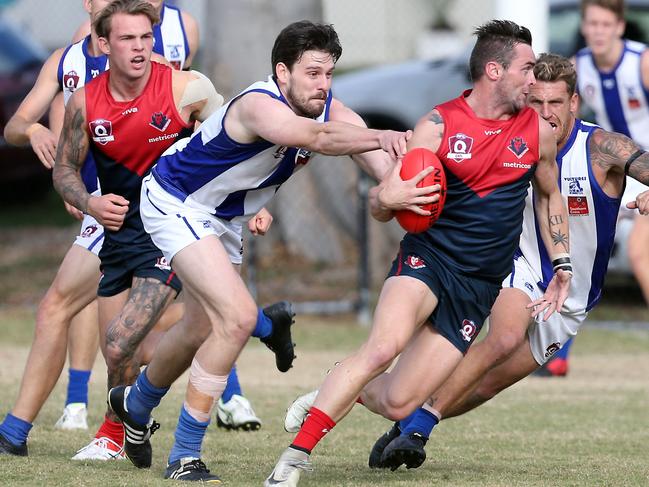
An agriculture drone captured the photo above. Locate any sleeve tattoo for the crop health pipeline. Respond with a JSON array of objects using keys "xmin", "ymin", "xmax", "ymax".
[
  {"xmin": 52, "ymin": 106, "xmax": 91, "ymax": 212},
  {"xmin": 591, "ymin": 129, "xmax": 649, "ymax": 184}
]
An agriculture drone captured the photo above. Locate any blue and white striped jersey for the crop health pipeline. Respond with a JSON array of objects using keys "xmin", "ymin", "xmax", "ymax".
[
  {"xmin": 518, "ymin": 120, "xmax": 621, "ymax": 313},
  {"xmin": 152, "ymin": 76, "xmax": 332, "ymax": 222},
  {"xmin": 576, "ymin": 39, "xmax": 649, "ymax": 149},
  {"xmin": 154, "ymin": 3, "xmax": 190, "ymax": 70},
  {"xmin": 57, "ymin": 35, "xmax": 108, "ymax": 106}
]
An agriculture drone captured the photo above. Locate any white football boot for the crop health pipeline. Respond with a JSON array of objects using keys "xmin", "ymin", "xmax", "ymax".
[
  {"xmin": 54, "ymin": 402, "xmax": 88, "ymax": 430},
  {"xmin": 216, "ymin": 394, "xmax": 262, "ymax": 431},
  {"xmin": 264, "ymin": 447, "xmax": 312, "ymax": 487},
  {"xmin": 71, "ymin": 437, "xmax": 125, "ymax": 461},
  {"xmin": 284, "ymin": 390, "xmax": 318, "ymax": 433}
]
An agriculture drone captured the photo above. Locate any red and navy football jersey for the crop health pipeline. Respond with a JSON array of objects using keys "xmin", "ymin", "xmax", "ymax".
[
  {"xmin": 85, "ymin": 62, "xmax": 192, "ymax": 246},
  {"xmin": 408, "ymin": 90, "xmax": 540, "ymax": 283}
]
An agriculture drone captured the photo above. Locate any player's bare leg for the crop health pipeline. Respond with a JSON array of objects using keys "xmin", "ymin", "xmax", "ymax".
[
  {"xmin": 360, "ymin": 325, "xmax": 463, "ymax": 421},
  {"xmin": 11, "ymin": 245, "xmax": 100, "ymax": 423},
  {"xmin": 265, "ymin": 276, "xmax": 438, "ymax": 486},
  {"xmin": 0, "ymin": 245, "xmax": 99, "ymax": 456},
  {"xmin": 627, "ymin": 214, "xmax": 649, "ymax": 304},
  {"xmin": 444, "ymin": 337, "xmax": 540, "ymax": 418},
  {"xmin": 73, "ymin": 278, "xmax": 176, "ymax": 463},
  {"xmin": 428, "ymin": 288, "xmax": 532, "ymax": 415},
  {"xmin": 56, "ymin": 302, "xmax": 99, "ymax": 430},
  {"xmin": 367, "ymin": 287, "xmax": 533, "ymax": 469}
]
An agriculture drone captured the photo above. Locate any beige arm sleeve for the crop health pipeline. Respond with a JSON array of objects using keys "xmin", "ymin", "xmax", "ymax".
[{"xmin": 180, "ymin": 71, "xmax": 224, "ymax": 121}]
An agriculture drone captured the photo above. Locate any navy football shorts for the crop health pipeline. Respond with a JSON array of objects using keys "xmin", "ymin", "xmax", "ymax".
[
  {"xmin": 98, "ymin": 238, "xmax": 182, "ymax": 297},
  {"xmin": 387, "ymin": 238, "xmax": 501, "ymax": 354}
]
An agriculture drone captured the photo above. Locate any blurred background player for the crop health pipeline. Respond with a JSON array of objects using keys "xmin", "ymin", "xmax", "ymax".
[{"xmin": 546, "ymin": 0, "xmax": 649, "ymax": 376}]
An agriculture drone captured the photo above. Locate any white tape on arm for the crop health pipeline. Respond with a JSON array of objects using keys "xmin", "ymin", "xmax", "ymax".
[{"xmin": 180, "ymin": 70, "xmax": 224, "ymax": 121}]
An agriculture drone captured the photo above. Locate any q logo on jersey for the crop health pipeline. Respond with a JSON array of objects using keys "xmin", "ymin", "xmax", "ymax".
[
  {"xmin": 89, "ymin": 119, "xmax": 114, "ymax": 144},
  {"xmin": 150, "ymin": 112, "xmax": 171, "ymax": 132},
  {"xmin": 64, "ymin": 70, "xmax": 80, "ymax": 91},
  {"xmin": 447, "ymin": 133, "xmax": 473, "ymax": 163}
]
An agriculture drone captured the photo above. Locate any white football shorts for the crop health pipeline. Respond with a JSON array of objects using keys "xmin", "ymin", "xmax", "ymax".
[
  {"xmin": 140, "ymin": 174, "xmax": 244, "ymax": 265},
  {"xmin": 73, "ymin": 190, "xmax": 104, "ymax": 256},
  {"xmin": 503, "ymin": 254, "xmax": 587, "ymax": 365}
]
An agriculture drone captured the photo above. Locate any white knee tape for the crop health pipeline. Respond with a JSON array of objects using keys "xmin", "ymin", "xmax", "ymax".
[{"xmin": 188, "ymin": 358, "xmax": 228, "ymax": 398}]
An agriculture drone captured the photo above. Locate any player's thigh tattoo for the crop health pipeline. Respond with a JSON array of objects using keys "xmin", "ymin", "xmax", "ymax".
[{"xmin": 105, "ymin": 277, "xmax": 177, "ymax": 361}]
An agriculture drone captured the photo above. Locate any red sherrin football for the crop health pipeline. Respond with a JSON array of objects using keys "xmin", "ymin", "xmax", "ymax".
[{"xmin": 394, "ymin": 148, "xmax": 446, "ymax": 233}]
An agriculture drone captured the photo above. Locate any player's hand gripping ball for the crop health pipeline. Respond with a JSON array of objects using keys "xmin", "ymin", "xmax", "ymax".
[{"xmin": 395, "ymin": 148, "xmax": 446, "ymax": 233}]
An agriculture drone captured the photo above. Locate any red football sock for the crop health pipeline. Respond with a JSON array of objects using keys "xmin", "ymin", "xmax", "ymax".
[
  {"xmin": 291, "ymin": 407, "xmax": 336, "ymax": 454},
  {"xmin": 95, "ymin": 415, "xmax": 124, "ymax": 445}
]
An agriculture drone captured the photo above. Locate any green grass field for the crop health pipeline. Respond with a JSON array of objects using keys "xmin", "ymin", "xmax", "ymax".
[{"xmin": 0, "ymin": 310, "xmax": 648, "ymax": 486}]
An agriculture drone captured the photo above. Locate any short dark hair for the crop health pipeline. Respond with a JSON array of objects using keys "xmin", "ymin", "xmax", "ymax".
[
  {"xmin": 469, "ymin": 20, "xmax": 533, "ymax": 81},
  {"xmin": 580, "ymin": 0, "xmax": 625, "ymax": 20},
  {"xmin": 94, "ymin": 0, "xmax": 159, "ymax": 40},
  {"xmin": 534, "ymin": 53, "xmax": 577, "ymax": 95},
  {"xmin": 271, "ymin": 20, "xmax": 342, "ymax": 77}
]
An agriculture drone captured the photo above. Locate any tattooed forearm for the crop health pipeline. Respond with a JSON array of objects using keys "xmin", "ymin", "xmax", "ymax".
[
  {"xmin": 52, "ymin": 106, "xmax": 91, "ymax": 212},
  {"xmin": 551, "ymin": 229, "xmax": 569, "ymax": 253},
  {"xmin": 549, "ymin": 214, "xmax": 564, "ymax": 226},
  {"xmin": 627, "ymin": 151, "xmax": 649, "ymax": 185},
  {"xmin": 591, "ymin": 129, "xmax": 639, "ymax": 171}
]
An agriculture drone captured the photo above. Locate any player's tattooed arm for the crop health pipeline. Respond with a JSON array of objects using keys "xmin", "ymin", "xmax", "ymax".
[
  {"xmin": 551, "ymin": 227, "xmax": 569, "ymax": 253},
  {"xmin": 408, "ymin": 109, "xmax": 444, "ymax": 152},
  {"xmin": 591, "ymin": 128, "xmax": 649, "ymax": 184},
  {"xmin": 52, "ymin": 92, "xmax": 91, "ymax": 213}
]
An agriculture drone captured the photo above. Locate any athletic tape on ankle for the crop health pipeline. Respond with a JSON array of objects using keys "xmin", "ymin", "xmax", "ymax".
[{"xmin": 184, "ymin": 402, "xmax": 212, "ymax": 423}]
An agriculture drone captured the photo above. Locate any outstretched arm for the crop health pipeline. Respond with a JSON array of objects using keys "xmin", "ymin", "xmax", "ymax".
[
  {"xmin": 229, "ymin": 93, "xmax": 409, "ymax": 160},
  {"xmin": 529, "ymin": 119, "xmax": 571, "ymax": 319}
]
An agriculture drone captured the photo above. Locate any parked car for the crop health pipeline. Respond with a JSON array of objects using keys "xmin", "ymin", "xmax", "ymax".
[
  {"xmin": 0, "ymin": 17, "xmax": 50, "ymax": 203},
  {"xmin": 333, "ymin": 0, "xmax": 649, "ymax": 276}
]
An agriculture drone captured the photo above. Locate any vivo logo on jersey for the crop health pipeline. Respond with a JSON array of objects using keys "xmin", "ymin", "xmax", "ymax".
[
  {"xmin": 447, "ymin": 133, "xmax": 473, "ymax": 163},
  {"xmin": 122, "ymin": 107, "xmax": 139, "ymax": 116},
  {"xmin": 89, "ymin": 119, "xmax": 115, "ymax": 144},
  {"xmin": 484, "ymin": 129, "xmax": 502, "ymax": 136},
  {"xmin": 64, "ymin": 71, "xmax": 80, "ymax": 90}
]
